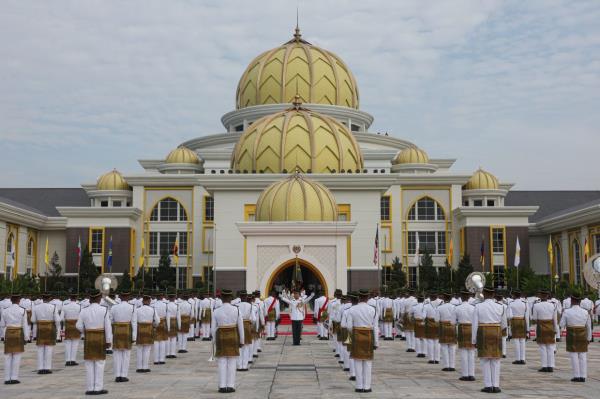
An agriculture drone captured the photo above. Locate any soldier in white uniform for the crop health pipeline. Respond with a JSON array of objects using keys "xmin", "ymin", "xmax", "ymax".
[
  {"xmin": 18, "ymin": 295, "xmax": 32, "ymax": 341},
  {"xmin": 347, "ymin": 289, "xmax": 378, "ymax": 393},
  {"xmin": 472, "ymin": 287, "xmax": 507, "ymax": 393},
  {"xmin": 62, "ymin": 294, "xmax": 82, "ymax": 366},
  {"xmin": 340, "ymin": 295, "xmax": 354, "ymax": 373},
  {"xmin": 135, "ymin": 294, "xmax": 159, "ymax": 373},
  {"xmin": 380, "ymin": 292, "xmax": 394, "ymax": 340},
  {"xmin": 532, "ymin": 290, "xmax": 558, "ymax": 372},
  {"xmin": 165, "ymin": 294, "xmax": 179, "ymax": 359},
  {"xmin": 151, "ymin": 294, "xmax": 168, "ymax": 364},
  {"xmin": 251, "ymin": 291, "xmax": 265, "ymax": 357},
  {"xmin": 263, "ymin": 290, "xmax": 280, "ymax": 340},
  {"xmin": 560, "ymin": 294, "xmax": 593, "ymax": 382},
  {"xmin": 110, "ymin": 292, "xmax": 137, "ymax": 382},
  {"xmin": 507, "ymin": 290, "xmax": 529, "ymax": 365},
  {"xmin": 402, "ymin": 291, "xmax": 417, "ymax": 352},
  {"xmin": 31, "ymin": 294, "xmax": 61, "ymax": 374},
  {"xmin": 1, "ymin": 294, "xmax": 29, "ymax": 384},
  {"xmin": 211, "ymin": 289, "xmax": 244, "ymax": 393},
  {"xmin": 76, "ymin": 292, "xmax": 112, "ymax": 395},
  {"xmin": 200, "ymin": 293, "xmax": 213, "ymax": 340},
  {"xmin": 279, "ymin": 290, "xmax": 314, "ymax": 346},
  {"xmin": 235, "ymin": 291, "xmax": 254, "ymax": 371},
  {"xmin": 411, "ymin": 295, "xmax": 427, "ymax": 358},
  {"xmin": 455, "ymin": 290, "xmax": 476, "ymax": 381},
  {"xmin": 314, "ymin": 290, "xmax": 330, "ymax": 340},
  {"xmin": 177, "ymin": 293, "xmax": 192, "ymax": 353},
  {"xmin": 424, "ymin": 292, "xmax": 441, "ymax": 364},
  {"xmin": 437, "ymin": 292, "xmax": 457, "ymax": 371}
]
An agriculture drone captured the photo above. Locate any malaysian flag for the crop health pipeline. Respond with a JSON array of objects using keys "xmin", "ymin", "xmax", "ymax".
[{"xmin": 373, "ymin": 224, "xmax": 379, "ymax": 265}]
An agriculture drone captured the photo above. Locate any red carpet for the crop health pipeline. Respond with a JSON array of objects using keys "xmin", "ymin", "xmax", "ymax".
[{"xmin": 278, "ymin": 312, "xmax": 315, "ymax": 326}]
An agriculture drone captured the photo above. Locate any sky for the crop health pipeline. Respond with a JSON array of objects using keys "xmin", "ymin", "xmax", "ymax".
[{"xmin": 1, "ymin": 0, "xmax": 599, "ymax": 189}]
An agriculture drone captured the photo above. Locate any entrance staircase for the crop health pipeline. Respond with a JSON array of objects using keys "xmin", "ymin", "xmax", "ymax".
[{"xmin": 278, "ymin": 312, "xmax": 315, "ymax": 326}]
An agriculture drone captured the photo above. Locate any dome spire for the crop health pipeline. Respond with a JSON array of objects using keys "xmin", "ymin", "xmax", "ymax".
[{"xmin": 294, "ymin": 6, "xmax": 302, "ymax": 42}]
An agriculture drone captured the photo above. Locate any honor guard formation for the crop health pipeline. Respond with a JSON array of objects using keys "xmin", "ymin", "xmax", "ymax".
[{"xmin": 1, "ymin": 284, "xmax": 598, "ymax": 395}]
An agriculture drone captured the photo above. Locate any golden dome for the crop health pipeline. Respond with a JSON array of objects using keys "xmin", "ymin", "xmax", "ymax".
[
  {"xmin": 256, "ymin": 173, "xmax": 337, "ymax": 222},
  {"xmin": 231, "ymin": 102, "xmax": 363, "ymax": 173},
  {"xmin": 464, "ymin": 168, "xmax": 499, "ymax": 190},
  {"xmin": 393, "ymin": 147, "xmax": 429, "ymax": 164},
  {"xmin": 236, "ymin": 28, "xmax": 359, "ymax": 110},
  {"xmin": 165, "ymin": 146, "xmax": 201, "ymax": 164},
  {"xmin": 96, "ymin": 169, "xmax": 130, "ymax": 191}
]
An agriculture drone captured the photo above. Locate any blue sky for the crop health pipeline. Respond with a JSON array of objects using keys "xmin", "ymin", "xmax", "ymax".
[{"xmin": 1, "ymin": 0, "xmax": 599, "ymax": 189}]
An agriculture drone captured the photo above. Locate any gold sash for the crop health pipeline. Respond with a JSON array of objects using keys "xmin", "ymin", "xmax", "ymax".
[
  {"xmin": 4, "ymin": 327, "xmax": 25, "ymax": 354},
  {"xmin": 350, "ymin": 327, "xmax": 374, "ymax": 360},
  {"xmin": 267, "ymin": 308, "xmax": 276, "ymax": 322},
  {"xmin": 112, "ymin": 322, "xmax": 132, "ymax": 350},
  {"xmin": 137, "ymin": 322, "xmax": 154, "ymax": 345},
  {"xmin": 168, "ymin": 317, "xmax": 178, "ymax": 338},
  {"xmin": 403, "ymin": 314, "xmax": 414, "ymax": 331},
  {"xmin": 154, "ymin": 318, "xmax": 168, "ymax": 341},
  {"xmin": 425, "ymin": 317, "xmax": 439, "ymax": 340},
  {"xmin": 477, "ymin": 323, "xmax": 502, "ymax": 358},
  {"xmin": 457, "ymin": 323, "xmax": 475, "ymax": 349},
  {"xmin": 179, "ymin": 315, "xmax": 191, "ymax": 333},
  {"xmin": 510, "ymin": 317, "xmax": 527, "ymax": 339},
  {"xmin": 566, "ymin": 326, "xmax": 588, "ymax": 353},
  {"xmin": 202, "ymin": 308, "xmax": 212, "ymax": 324},
  {"xmin": 438, "ymin": 321, "xmax": 457, "ymax": 344},
  {"xmin": 341, "ymin": 327, "xmax": 349, "ymax": 346},
  {"xmin": 215, "ymin": 324, "xmax": 240, "ymax": 357},
  {"xmin": 84, "ymin": 329, "xmax": 106, "ymax": 361},
  {"xmin": 243, "ymin": 319, "xmax": 253, "ymax": 345},
  {"xmin": 36, "ymin": 320, "xmax": 56, "ymax": 346},
  {"xmin": 414, "ymin": 318, "xmax": 426, "ymax": 339},
  {"xmin": 65, "ymin": 319, "xmax": 80, "ymax": 340},
  {"xmin": 536, "ymin": 320, "xmax": 555, "ymax": 345},
  {"xmin": 383, "ymin": 308, "xmax": 394, "ymax": 323}
]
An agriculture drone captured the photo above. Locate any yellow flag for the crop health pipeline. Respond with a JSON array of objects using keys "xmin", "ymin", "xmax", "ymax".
[
  {"xmin": 584, "ymin": 238, "xmax": 590, "ymax": 263},
  {"xmin": 172, "ymin": 236, "xmax": 179, "ymax": 266},
  {"xmin": 139, "ymin": 237, "xmax": 146, "ymax": 268},
  {"xmin": 447, "ymin": 238, "xmax": 454, "ymax": 266},
  {"xmin": 547, "ymin": 238, "xmax": 553, "ymax": 265},
  {"xmin": 44, "ymin": 237, "xmax": 49, "ymax": 266}
]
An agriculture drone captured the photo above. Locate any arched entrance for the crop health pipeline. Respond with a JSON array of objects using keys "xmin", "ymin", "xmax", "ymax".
[{"xmin": 265, "ymin": 258, "xmax": 328, "ymax": 297}]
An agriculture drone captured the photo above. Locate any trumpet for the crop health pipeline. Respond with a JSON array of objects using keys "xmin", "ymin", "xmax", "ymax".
[{"xmin": 344, "ymin": 330, "xmax": 352, "ymax": 346}]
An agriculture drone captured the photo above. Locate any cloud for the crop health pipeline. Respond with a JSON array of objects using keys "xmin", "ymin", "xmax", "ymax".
[{"xmin": 0, "ymin": 0, "xmax": 598, "ymax": 189}]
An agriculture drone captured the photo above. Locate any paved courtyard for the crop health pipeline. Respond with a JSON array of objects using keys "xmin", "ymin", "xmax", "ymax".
[{"xmin": 2, "ymin": 324, "xmax": 600, "ymax": 398}]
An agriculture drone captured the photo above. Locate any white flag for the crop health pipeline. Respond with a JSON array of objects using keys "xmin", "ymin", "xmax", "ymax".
[
  {"xmin": 413, "ymin": 233, "xmax": 420, "ymax": 266},
  {"xmin": 514, "ymin": 236, "xmax": 521, "ymax": 268}
]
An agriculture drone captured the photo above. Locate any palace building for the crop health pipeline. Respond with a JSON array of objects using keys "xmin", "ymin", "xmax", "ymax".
[{"xmin": 1, "ymin": 28, "xmax": 599, "ymax": 294}]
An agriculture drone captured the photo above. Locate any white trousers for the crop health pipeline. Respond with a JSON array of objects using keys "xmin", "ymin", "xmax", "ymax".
[
  {"xmin": 187, "ymin": 324, "xmax": 195, "ymax": 339},
  {"xmin": 218, "ymin": 357, "xmax": 237, "ymax": 388},
  {"xmin": 354, "ymin": 360, "xmax": 372, "ymax": 390},
  {"xmin": 201, "ymin": 323, "xmax": 211, "ymax": 339},
  {"xmin": 441, "ymin": 344, "xmax": 456, "ymax": 368},
  {"xmin": 317, "ymin": 322, "xmax": 325, "ymax": 337},
  {"xmin": 37, "ymin": 345, "xmax": 53, "ymax": 370},
  {"xmin": 177, "ymin": 333, "xmax": 187, "ymax": 350},
  {"xmin": 349, "ymin": 358, "xmax": 355, "ymax": 377},
  {"xmin": 168, "ymin": 337, "xmax": 177, "ymax": 356},
  {"xmin": 427, "ymin": 339, "xmax": 440, "ymax": 361},
  {"xmin": 266, "ymin": 321, "xmax": 276, "ymax": 338},
  {"xmin": 383, "ymin": 322, "xmax": 393, "ymax": 338},
  {"xmin": 502, "ymin": 337, "xmax": 507, "ymax": 356},
  {"xmin": 113, "ymin": 349, "xmax": 131, "ymax": 378},
  {"xmin": 136, "ymin": 345, "xmax": 151, "ymax": 370},
  {"xmin": 4, "ymin": 353, "xmax": 21, "ymax": 381},
  {"xmin": 342, "ymin": 345, "xmax": 350, "ymax": 369},
  {"xmin": 65, "ymin": 339, "xmax": 80, "ymax": 362},
  {"xmin": 569, "ymin": 352, "xmax": 587, "ymax": 378},
  {"xmin": 459, "ymin": 348, "xmax": 475, "ymax": 377},
  {"xmin": 405, "ymin": 331, "xmax": 415, "ymax": 349},
  {"xmin": 85, "ymin": 360, "xmax": 105, "ymax": 392},
  {"xmin": 539, "ymin": 344, "xmax": 555, "ymax": 367},
  {"xmin": 153, "ymin": 340, "xmax": 166, "ymax": 362},
  {"xmin": 480, "ymin": 358, "xmax": 501, "ymax": 388},
  {"xmin": 416, "ymin": 338, "xmax": 426, "ymax": 355},
  {"xmin": 513, "ymin": 338, "xmax": 526, "ymax": 361},
  {"xmin": 237, "ymin": 344, "xmax": 251, "ymax": 369}
]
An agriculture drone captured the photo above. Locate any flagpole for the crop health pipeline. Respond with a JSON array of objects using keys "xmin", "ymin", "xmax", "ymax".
[
  {"xmin": 212, "ymin": 223, "xmax": 217, "ymax": 298},
  {"xmin": 377, "ymin": 223, "xmax": 381, "ymax": 293}
]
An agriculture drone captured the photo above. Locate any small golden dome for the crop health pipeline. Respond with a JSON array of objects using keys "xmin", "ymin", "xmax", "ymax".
[
  {"xmin": 256, "ymin": 173, "xmax": 338, "ymax": 222},
  {"xmin": 231, "ymin": 105, "xmax": 363, "ymax": 173},
  {"xmin": 165, "ymin": 146, "xmax": 201, "ymax": 164},
  {"xmin": 393, "ymin": 147, "xmax": 429, "ymax": 164},
  {"xmin": 464, "ymin": 168, "xmax": 499, "ymax": 190},
  {"xmin": 236, "ymin": 28, "xmax": 359, "ymax": 110},
  {"xmin": 96, "ymin": 169, "xmax": 130, "ymax": 191}
]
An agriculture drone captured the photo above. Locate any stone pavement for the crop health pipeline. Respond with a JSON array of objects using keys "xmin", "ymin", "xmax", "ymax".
[{"xmin": 2, "ymin": 324, "xmax": 600, "ymax": 398}]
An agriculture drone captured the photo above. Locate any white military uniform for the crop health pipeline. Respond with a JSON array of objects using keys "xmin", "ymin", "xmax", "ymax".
[
  {"xmin": 340, "ymin": 302, "xmax": 354, "ymax": 374},
  {"xmin": 200, "ymin": 297, "xmax": 212, "ymax": 339},
  {"xmin": 0, "ymin": 303, "xmax": 29, "ymax": 382},
  {"xmin": 62, "ymin": 301, "xmax": 82, "ymax": 364},
  {"xmin": 31, "ymin": 301, "xmax": 61, "ymax": 372},
  {"xmin": 151, "ymin": 299, "xmax": 168, "ymax": 363},
  {"xmin": 455, "ymin": 300, "xmax": 476, "ymax": 378},
  {"xmin": 423, "ymin": 301, "xmax": 440, "ymax": 362},
  {"xmin": 411, "ymin": 301, "xmax": 426, "ymax": 356},
  {"xmin": 166, "ymin": 300, "xmax": 179, "ymax": 357},
  {"xmin": 436, "ymin": 301, "xmax": 457, "ymax": 370},
  {"xmin": 263, "ymin": 295, "xmax": 280, "ymax": 339},
  {"xmin": 252, "ymin": 298, "xmax": 264, "ymax": 355},
  {"xmin": 380, "ymin": 296, "xmax": 394, "ymax": 339},
  {"xmin": 472, "ymin": 298, "xmax": 507, "ymax": 390},
  {"xmin": 211, "ymin": 302, "xmax": 244, "ymax": 391},
  {"xmin": 403, "ymin": 295, "xmax": 417, "ymax": 350},
  {"xmin": 135, "ymin": 303, "xmax": 159, "ymax": 370},
  {"xmin": 177, "ymin": 299, "xmax": 192, "ymax": 351},
  {"xmin": 532, "ymin": 300, "xmax": 558, "ymax": 369},
  {"xmin": 76, "ymin": 302, "xmax": 112, "ymax": 393},
  {"xmin": 347, "ymin": 302, "xmax": 378, "ymax": 392},
  {"xmin": 507, "ymin": 298, "xmax": 529, "ymax": 362},
  {"xmin": 235, "ymin": 301, "xmax": 254, "ymax": 370},
  {"xmin": 109, "ymin": 301, "xmax": 137, "ymax": 379},
  {"xmin": 314, "ymin": 295, "xmax": 329, "ymax": 338},
  {"xmin": 560, "ymin": 304, "xmax": 592, "ymax": 380}
]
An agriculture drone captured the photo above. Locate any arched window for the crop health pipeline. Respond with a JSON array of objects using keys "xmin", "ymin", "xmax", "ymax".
[
  {"xmin": 27, "ymin": 238, "xmax": 35, "ymax": 256},
  {"xmin": 572, "ymin": 239, "xmax": 582, "ymax": 284},
  {"xmin": 408, "ymin": 197, "xmax": 445, "ymax": 221},
  {"xmin": 6, "ymin": 233, "xmax": 14, "ymax": 254},
  {"xmin": 554, "ymin": 242, "xmax": 562, "ymax": 277},
  {"xmin": 150, "ymin": 197, "xmax": 188, "ymax": 222}
]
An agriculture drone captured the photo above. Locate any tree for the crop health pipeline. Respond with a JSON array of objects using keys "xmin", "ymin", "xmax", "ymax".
[
  {"xmin": 453, "ymin": 254, "xmax": 474, "ymax": 292},
  {"xmin": 384, "ymin": 256, "xmax": 407, "ymax": 291},
  {"xmin": 418, "ymin": 249, "xmax": 438, "ymax": 291},
  {"xmin": 79, "ymin": 245, "xmax": 99, "ymax": 293},
  {"xmin": 155, "ymin": 253, "xmax": 175, "ymax": 291},
  {"xmin": 117, "ymin": 269, "xmax": 132, "ymax": 292},
  {"xmin": 47, "ymin": 251, "xmax": 63, "ymax": 291},
  {"xmin": 437, "ymin": 262, "xmax": 452, "ymax": 291},
  {"xmin": 133, "ymin": 265, "xmax": 153, "ymax": 292}
]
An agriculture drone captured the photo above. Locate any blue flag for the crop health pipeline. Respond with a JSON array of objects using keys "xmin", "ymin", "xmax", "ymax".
[{"xmin": 107, "ymin": 236, "xmax": 113, "ymax": 272}]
